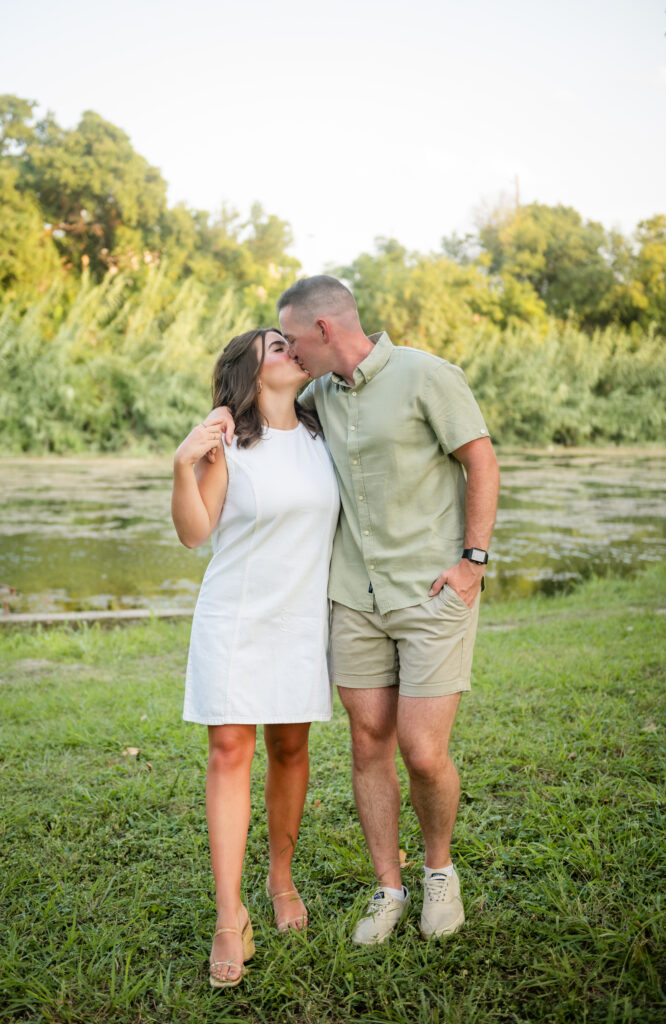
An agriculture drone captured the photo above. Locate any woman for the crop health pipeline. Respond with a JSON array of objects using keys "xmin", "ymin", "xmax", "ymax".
[{"xmin": 172, "ymin": 328, "xmax": 339, "ymax": 989}]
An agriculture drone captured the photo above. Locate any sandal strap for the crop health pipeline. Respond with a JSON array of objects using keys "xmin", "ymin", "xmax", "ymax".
[
  {"xmin": 266, "ymin": 878, "xmax": 307, "ymax": 929},
  {"xmin": 210, "ymin": 959, "xmax": 242, "ymax": 969},
  {"xmin": 213, "ymin": 926, "xmax": 241, "ymax": 937},
  {"xmin": 278, "ymin": 916, "xmax": 308, "ymax": 929}
]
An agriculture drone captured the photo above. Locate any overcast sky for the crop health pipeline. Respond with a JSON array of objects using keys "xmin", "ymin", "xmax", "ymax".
[{"xmin": 4, "ymin": 0, "xmax": 665, "ymax": 272}]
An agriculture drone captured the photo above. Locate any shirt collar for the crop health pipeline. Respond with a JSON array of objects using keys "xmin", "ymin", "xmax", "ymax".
[{"xmin": 332, "ymin": 332, "xmax": 393, "ymax": 389}]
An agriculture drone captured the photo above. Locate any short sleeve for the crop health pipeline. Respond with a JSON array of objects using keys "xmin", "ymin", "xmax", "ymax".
[{"xmin": 423, "ymin": 361, "xmax": 489, "ymax": 454}]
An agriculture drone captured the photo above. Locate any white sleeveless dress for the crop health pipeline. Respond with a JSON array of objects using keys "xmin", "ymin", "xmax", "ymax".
[{"xmin": 183, "ymin": 423, "xmax": 340, "ymax": 725}]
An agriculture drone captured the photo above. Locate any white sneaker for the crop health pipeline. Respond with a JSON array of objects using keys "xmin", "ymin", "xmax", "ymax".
[
  {"xmin": 351, "ymin": 886, "xmax": 410, "ymax": 945},
  {"xmin": 420, "ymin": 869, "xmax": 465, "ymax": 938}
]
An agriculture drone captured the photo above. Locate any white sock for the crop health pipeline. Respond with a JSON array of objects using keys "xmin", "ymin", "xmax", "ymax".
[
  {"xmin": 381, "ymin": 885, "xmax": 407, "ymax": 900},
  {"xmin": 424, "ymin": 864, "xmax": 455, "ymax": 878}
]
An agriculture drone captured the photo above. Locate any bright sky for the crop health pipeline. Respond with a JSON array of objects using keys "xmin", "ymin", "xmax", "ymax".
[{"xmin": 4, "ymin": 0, "xmax": 665, "ymax": 272}]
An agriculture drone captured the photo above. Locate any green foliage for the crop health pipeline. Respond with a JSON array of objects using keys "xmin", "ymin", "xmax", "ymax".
[
  {"xmin": 0, "ymin": 94, "xmax": 300, "ymax": 304},
  {"xmin": 335, "ymin": 240, "xmax": 665, "ymax": 446},
  {"xmin": 478, "ymin": 202, "xmax": 616, "ymax": 325},
  {"xmin": 9, "ymin": 105, "xmax": 169, "ymax": 277},
  {"xmin": 459, "ymin": 321, "xmax": 666, "ymax": 445},
  {"xmin": 471, "ymin": 201, "xmax": 666, "ymax": 332},
  {"xmin": 160, "ymin": 200, "xmax": 299, "ymax": 321},
  {"xmin": 1, "ymin": 92, "xmax": 665, "ymax": 451},
  {"xmin": 0, "ymin": 266, "xmax": 252, "ymax": 452},
  {"xmin": 0, "ymin": 164, "xmax": 61, "ymax": 294},
  {"xmin": 337, "ymin": 238, "xmax": 548, "ymax": 358},
  {"xmin": 632, "ymin": 215, "xmax": 666, "ymax": 330},
  {"xmin": 0, "ymin": 95, "xmax": 304, "ymax": 453},
  {"xmin": 1, "ymin": 260, "xmax": 664, "ymax": 453},
  {"xmin": 0, "ymin": 94, "xmax": 37, "ymax": 156}
]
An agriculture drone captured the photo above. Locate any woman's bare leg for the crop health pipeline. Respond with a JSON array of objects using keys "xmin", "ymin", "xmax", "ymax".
[
  {"xmin": 207, "ymin": 723, "xmax": 256, "ymax": 982},
  {"xmin": 264, "ymin": 722, "xmax": 311, "ymax": 930}
]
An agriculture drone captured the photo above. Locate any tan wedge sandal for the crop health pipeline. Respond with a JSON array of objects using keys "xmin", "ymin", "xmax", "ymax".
[
  {"xmin": 209, "ymin": 915, "xmax": 255, "ymax": 989},
  {"xmin": 265, "ymin": 878, "xmax": 308, "ymax": 932}
]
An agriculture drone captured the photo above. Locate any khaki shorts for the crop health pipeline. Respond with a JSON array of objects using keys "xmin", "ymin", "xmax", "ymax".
[{"xmin": 330, "ymin": 586, "xmax": 480, "ymax": 698}]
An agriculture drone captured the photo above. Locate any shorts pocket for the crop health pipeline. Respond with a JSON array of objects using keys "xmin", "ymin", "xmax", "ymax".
[{"xmin": 439, "ymin": 584, "xmax": 471, "ymax": 613}]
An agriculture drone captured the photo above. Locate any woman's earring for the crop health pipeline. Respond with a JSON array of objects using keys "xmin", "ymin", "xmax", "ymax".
[{"xmin": 257, "ymin": 380, "xmax": 263, "ymax": 394}]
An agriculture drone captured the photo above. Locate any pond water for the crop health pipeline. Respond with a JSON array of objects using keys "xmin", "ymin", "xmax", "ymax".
[{"xmin": 0, "ymin": 449, "xmax": 664, "ymax": 614}]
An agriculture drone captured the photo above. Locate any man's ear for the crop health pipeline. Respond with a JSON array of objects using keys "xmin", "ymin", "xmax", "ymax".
[{"xmin": 315, "ymin": 317, "xmax": 331, "ymax": 344}]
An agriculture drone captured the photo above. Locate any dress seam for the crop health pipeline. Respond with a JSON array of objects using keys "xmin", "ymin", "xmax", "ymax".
[{"xmin": 225, "ymin": 458, "xmax": 260, "ymax": 721}]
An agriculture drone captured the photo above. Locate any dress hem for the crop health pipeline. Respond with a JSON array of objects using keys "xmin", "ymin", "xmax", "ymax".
[{"xmin": 182, "ymin": 712, "xmax": 333, "ymax": 725}]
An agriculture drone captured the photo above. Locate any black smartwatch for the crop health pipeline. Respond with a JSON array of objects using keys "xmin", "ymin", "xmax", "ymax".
[{"xmin": 462, "ymin": 547, "xmax": 489, "ymax": 565}]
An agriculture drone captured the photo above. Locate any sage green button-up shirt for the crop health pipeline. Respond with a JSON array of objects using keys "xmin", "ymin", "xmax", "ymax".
[{"xmin": 299, "ymin": 332, "xmax": 489, "ymax": 614}]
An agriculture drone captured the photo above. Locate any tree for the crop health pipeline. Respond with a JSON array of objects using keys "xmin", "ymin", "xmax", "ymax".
[
  {"xmin": 440, "ymin": 231, "xmax": 478, "ymax": 266},
  {"xmin": 336, "ymin": 237, "xmax": 546, "ymax": 358},
  {"xmin": 477, "ymin": 202, "xmax": 618, "ymax": 327},
  {"xmin": 160, "ymin": 201, "xmax": 299, "ymax": 321},
  {"xmin": 336, "ymin": 237, "xmax": 414, "ymax": 335},
  {"xmin": 632, "ymin": 215, "xmax": 666, "ymax": 331},
  {"xmin": 0, "ymin": 94, "xmax": 37, "ymax": 157},
  {"xmin": 0, "ymin": 164, "xmax": 60, "ymax": 295},
  {"xmin": 16, "ymin": 107, "xmax": 169, "ymax": 276}
]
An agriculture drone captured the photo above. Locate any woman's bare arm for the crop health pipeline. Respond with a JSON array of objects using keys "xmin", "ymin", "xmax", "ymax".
[{"xmin": 172, "ymin": 420, "xmax": 230, "ymax": 548}]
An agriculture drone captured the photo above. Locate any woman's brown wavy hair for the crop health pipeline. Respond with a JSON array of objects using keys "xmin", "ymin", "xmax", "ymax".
[{"xmin": 211, "ymin": 328, "xmax": 321, "ymax": 448}]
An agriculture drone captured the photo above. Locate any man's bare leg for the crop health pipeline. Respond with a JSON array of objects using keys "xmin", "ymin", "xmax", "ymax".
[
  {"xmin": 337, "ymin": 685, "xmax": 402, "ymax": 889},
  {"xmin": 397, "ymin": 693, "xmax": 461, "ymax": 867}
]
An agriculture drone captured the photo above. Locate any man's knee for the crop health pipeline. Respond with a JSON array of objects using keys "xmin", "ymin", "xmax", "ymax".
[
  {"xmin": 349, "ymin": 720, "xmax": 397, "ymax": 769},
  {"xmin": 397, "ymin": 692, "xmax": 460, "ymax": 780},
  {"xmin": 401, "ymin": 742, "xmax": 450, "ymax": 782},
  {"xmin": 338, "ymin": 684, "xmax": 399, "ymax": 768}
]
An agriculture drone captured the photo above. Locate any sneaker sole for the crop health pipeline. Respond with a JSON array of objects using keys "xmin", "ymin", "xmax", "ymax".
[
  {"xmin": 352, "ymin": 931, "xmax": 395, "ymax": 946},
  {"xmin": 420, "ymin": 909, "xmax": 465, "ymax": 939}
]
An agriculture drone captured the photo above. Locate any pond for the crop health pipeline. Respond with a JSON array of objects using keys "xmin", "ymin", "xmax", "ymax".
[{"xmin": 0, "ymin": 449, "xmax": 664, "ymax": 614}]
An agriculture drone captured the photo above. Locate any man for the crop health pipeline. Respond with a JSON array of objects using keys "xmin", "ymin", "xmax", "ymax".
[
  {"xmin": 276, "ymin": 275, "xmax": 499, "ymax": 945},
  {"xmin": 209, "ymin": 275, "xmax": 499, "ymax": 943}
]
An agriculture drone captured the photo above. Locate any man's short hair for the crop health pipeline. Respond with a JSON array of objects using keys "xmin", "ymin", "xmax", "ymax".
[{"xmin": 277, "ymin": 275, "xmax": 357, "ymax": 321}]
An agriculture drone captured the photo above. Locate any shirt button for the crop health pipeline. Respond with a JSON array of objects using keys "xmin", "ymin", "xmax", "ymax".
[
  {"xmin": 352, "ymin": 459, "xmax": 359, "ymax": 465},
  {"xmin": 351, "ymin": 391, "xmax": 357, "ymax": 397},
  {"xmin": 358, "ymin": 495, "xmax": 364, "ymax": 501},
  {"xmin": 370, "ymin": 564, "xmax": 376, "ymax": 570},
  {"xmin": 363, "ymin": 530, "xmax": 369, "ymax": 536},
  {"xmin": 350, "ymin": 425, "xmax": 356, "ymax": 431}
]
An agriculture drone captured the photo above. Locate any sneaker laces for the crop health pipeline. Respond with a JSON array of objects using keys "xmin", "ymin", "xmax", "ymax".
[
  {"xmin": 423, "ymin": 873, "xmax": 451, "ymax": 903},
  {"xmin": 365, "ymin": 889, "xmax": 401, "ymax": 918}
]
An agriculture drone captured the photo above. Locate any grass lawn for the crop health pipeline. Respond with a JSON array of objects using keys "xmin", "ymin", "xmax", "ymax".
[{"xmin": 0, "ymin": 565, "xmax": 664, "ymax": 1024}]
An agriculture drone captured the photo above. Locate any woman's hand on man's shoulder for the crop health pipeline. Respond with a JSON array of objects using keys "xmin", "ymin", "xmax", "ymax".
[
  {"xmin": 204, "ymin": 407, "xmax": 236, "ymax": 463},
  {"xmin": 174, "ymin": 420, "xmax": 226, "ymax": 469}
]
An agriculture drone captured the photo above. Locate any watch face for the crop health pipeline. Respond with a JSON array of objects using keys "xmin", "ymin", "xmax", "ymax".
[{"xmin": 464, "ymin": 548, "xmax": 488, "ymax": 563}]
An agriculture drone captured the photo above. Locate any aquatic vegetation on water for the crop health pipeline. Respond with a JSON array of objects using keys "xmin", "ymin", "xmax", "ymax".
[{"xmin": 0, "ymin": 451, "xmax": 664, "ymax": 613}]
